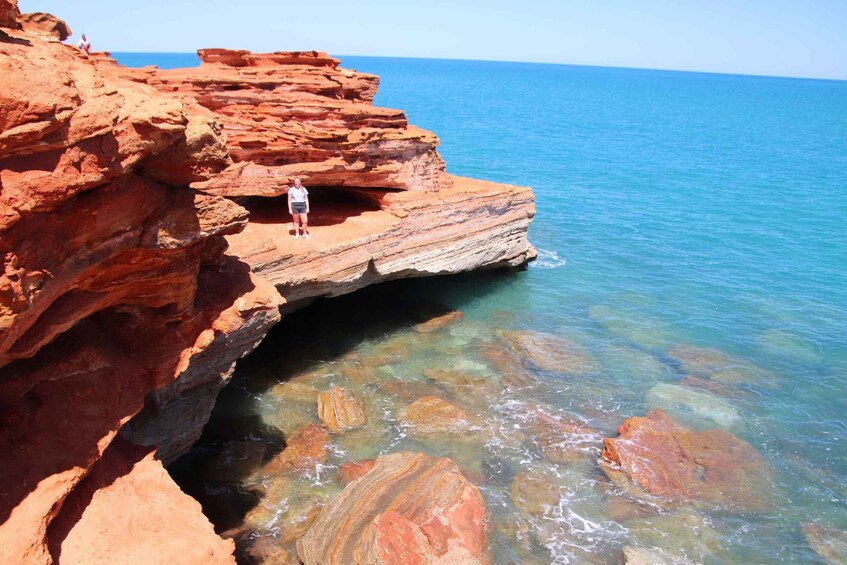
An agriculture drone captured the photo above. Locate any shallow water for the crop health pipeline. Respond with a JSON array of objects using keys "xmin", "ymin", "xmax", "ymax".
[{"xmin": 113, "ymin": 53, "xmax": 847, "ymax": 562}]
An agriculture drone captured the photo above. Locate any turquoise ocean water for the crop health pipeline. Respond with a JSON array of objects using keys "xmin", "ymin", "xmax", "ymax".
[{"xmin": 116, "ymin": 53, "xmax": 847, "ymax": 562}]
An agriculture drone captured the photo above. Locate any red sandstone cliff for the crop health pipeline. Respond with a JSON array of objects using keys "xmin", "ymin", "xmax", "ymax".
[{"xmin": 1, "ymin": 4, "xmax": 534, "ymax": 563}]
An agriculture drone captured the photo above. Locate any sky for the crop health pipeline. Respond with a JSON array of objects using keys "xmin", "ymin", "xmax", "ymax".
[{"xmin": 21, "ymin": 0, "xmax": 847, "ymax": 80}]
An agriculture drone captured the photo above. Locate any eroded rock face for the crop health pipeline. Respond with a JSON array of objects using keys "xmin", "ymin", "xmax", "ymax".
[
  {"xmin": 103, "ymin": 49, "xmax": 536, "ymax": 307},
  {"xmin": 2, "ymin": 7, "xmax": 534, "ymax": 564},
  {"xmin": 18, "ymin": 12, "xmax": 71, "ymax": 40},
  {"xmin": 599, "ymin": 410, "xmax": 772, "ymax": 511},
  {"xmin": 296, "ymin": 451, "xmax": 490, "ymax": 565},
  {"xmin": 0, "ymin": 19, "xmax": 280, "ymax": 564}
]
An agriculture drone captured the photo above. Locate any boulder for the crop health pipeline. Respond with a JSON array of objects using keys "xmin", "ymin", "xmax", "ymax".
[
  {"xmin": 599, "ymin": 410, "xmax": 772, "ymax": 511},
  {"xmin": 339, "ymin": 459, "xmax": 376, "ymax": 484},
  {"xmin": 296, "ymin": 451, "xmax": 490, "ymax": 565}
]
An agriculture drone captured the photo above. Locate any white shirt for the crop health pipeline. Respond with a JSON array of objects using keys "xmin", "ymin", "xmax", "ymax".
[
  {"xmin": 78, "ymin": 38, "xmax": 91, "ymax": 51},
  {"xmin": 289, "ymin": 186, "xmax": 308, "ymax": 203}
]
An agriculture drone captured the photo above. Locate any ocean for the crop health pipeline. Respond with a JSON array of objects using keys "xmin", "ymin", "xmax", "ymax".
[{"xmin": 115, "ymin": 53, "xmax": 847, "ymax": 563}]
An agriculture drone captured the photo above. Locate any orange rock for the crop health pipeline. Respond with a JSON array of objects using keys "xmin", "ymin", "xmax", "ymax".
[
  {"xmin": 47, "ymin": 439, "xmax": 235, "ymax": 564},
  {"xmin": 339, "ymin": 459, "xmax": 377, "ymax": 484},
  {"xmin": 599, "ymin": 410, "xmax": 772, "ymax": 510},
  {"xmin": 317, "ymin": 386, "xmax": 367, "ymax": 433},
  {"xmin": 263, "ymin": 425, "xmax": 329, "ymax": 474},
  {"xmin": 18, "ymin": 12, "xmax": 71, "ymax": 40},
  {"xmin": 296, "ymin": 452, "xmax": 490, "ymax": 565},
  {"xmin": 399, "ymin": 396, "xmax": 473, "ymax": 435}
]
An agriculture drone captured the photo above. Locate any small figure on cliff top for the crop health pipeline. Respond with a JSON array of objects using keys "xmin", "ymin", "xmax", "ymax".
[
  {"xmin": 288, "ymin": 177, "xmax": 311, "ymax": 239},
  {"xmin": 77, "ymin": 33, "xmax": 91, "ymax": 55}
]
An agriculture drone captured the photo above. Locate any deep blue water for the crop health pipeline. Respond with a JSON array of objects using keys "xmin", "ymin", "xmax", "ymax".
[{"xmin": 116, "ymin": 53, "xmax": 847, "ymax": 562}]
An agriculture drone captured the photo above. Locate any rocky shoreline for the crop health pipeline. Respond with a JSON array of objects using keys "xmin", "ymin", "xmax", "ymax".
[{"xmin": 0, "ymin": 1, "xmax": 534, "ymax": 562}]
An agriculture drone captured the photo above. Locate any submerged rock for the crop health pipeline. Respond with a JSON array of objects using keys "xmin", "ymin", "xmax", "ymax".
[
  {"xmin": 625, "ymin": 508, "xmax": 719, "ymax": 562},
  {"xmin": 499, "ymin": 330, "xmax": 600, "ymax": 375},
  {"xmin": 668, "ymin": 344, "xmax": 777, "ymax": 386},
  {"xmin": 204, "ymin": 441, "xmax": 267, "ymax": 483},
  {"xmin": 398, "ymin": 395, "xmax": 474, "ymax": 435},
  {"xmin": 261, "ymin": 425, "xmax": 329, "ymax": 475},
  {"xmin": 645, "ymin": 383, "xmax": 744, "ymax": 429},
  {"xmin": 317, "ymin": 386, "xmax": 367, "ymax": 433},
  {"xmin": 414, "ymin": 310, "xmax": 464, "ymax": 333},
  {"xmin": 803, "ymin": 523, "xmax": 847, "ymax": 565},
  {"xmin": 296, "ymin": 451, "xmax": 490, "ymax": 565},
  {"xmin": 508, "ymin": 471, "xmax": 564, "ymax": 516},
  {"xmin": 522, "ymin": 405, "xmax": 599, "ymax": 464},
  {"xmin": 599, "ymin": 410, "xmax": 772, "ymax": 511},
  {"xmin": 623, "ymin": 546, "xmax": 696, "ymax": 565}
]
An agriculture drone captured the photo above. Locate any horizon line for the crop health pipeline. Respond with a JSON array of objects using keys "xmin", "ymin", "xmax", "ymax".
[{"xmin": 110, "ymin": 51, "xmax": 847, "ymax": 83}]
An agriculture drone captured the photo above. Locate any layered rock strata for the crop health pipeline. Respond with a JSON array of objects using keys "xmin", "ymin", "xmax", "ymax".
[
  {"xmin": 297, "ymin": 451, "xmax": 491, "ymax": 565},
  {"xmin": 0, "ymin": 13, "xmax": 279, "ymax": 564},
  {"xmin": 106, "ymin": 48, "xmax": 536, "ymax": 306},
  {"xmin": 1, "ymin": 4, "xmax": 535, "ymax": 563}
]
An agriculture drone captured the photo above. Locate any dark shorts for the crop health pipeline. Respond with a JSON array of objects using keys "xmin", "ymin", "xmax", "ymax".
[{"xmin": 291, "ymin": 202, "xmax": 307, "ymax": 214}]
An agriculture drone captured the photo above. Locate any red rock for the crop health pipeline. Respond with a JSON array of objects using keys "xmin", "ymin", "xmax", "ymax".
[
  {"xmin": 599, "ymin": 410, "xmax": 772, "ymax": 510},
  {"xmin": 47, "ymin": 439, "xmax": 235, "ymax": 564},
  {"xmin": 317, "ymin": 386, "xmax": 367, "ymax": 433},
  {"xmin": 339, "ymin": 459, "xmax": 377, "ymax": 484},
  {"xmin": 18, "ymin": 12, "xmax": 71, "ymax": 40},
  {"xmin": 296, "ymin": 452, "xmax": 490, "ymax": 565},
  {"xmin": 0, "ymin": 0, "xmax": 20, "ymax": 29},
  {"xmin": 262, "ymin": 425, "xmax": 329, "ymax": 475}
]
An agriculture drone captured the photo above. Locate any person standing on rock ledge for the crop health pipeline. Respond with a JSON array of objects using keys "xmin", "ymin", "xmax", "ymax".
[{"xmin": 288, "ymin": 177, "xmax": 311, "ymax": 239}]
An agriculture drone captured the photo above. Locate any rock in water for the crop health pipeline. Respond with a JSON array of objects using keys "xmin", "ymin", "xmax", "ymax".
[
  {"xmin": 499, "ymin": 330, "xmax": 599, "ymax": 375},
  {"xmin": 599, "ymin": 410, "xmax": 772, "ymax": 511},
  {"xmin": 622, "ymin": 546, "xmax": 696, "ymax": 565},
  {"xmin": 296, "ymin": 451, "xmax": 490, "ymax": 565},
  {"xmin": 261, "ymin": 425, "xmax": 329, "ymax": 475},
  {"xmin": 803, "ymin": 523, "xmax": 847, "ymax": 565},
  {"xmin": 414, "ymin": 310, "xmax": 464, "ymax": 333},
  {"xmin": 645, "ymin": 383, "xmax": 744, "ymax": 429},
  {"xmin": 667, "ymin": 344, "xmax": 777, "ymax": 386},
  {"xmin": 399, "ymin": 395, "xmax": 474, "ymax": 435},
  {"xmin": 317, "ymin": 386, "xmax": 367, "ymax": 433}
]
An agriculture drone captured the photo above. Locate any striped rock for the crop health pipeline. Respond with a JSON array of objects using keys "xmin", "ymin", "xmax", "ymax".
[
  {"xmin": 317, "ymin": 386, "xmax": 367, "ymax": 433},
  {"xmin": 297, "ymin": 451, "xmax": 490, "ymax": 565}
]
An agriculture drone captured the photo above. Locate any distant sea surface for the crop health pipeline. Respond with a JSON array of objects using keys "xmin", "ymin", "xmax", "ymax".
[{"xmin": 115, "ymin": 53, "xmax": 847, "ymax": 563}]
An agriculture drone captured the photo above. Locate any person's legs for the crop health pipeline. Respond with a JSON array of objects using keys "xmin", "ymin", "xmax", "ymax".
[
  {"xmin": 292, "ymin": 214, "xmax": 300, "ymax": 237},
  {"xmin": 301, "ymin": 213, "xmax": 310, "ymax": 238}
]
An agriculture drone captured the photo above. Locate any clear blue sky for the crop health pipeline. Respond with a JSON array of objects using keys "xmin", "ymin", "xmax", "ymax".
[{"xmin": 22, "ymin": 0, "xmax": 847, "ymax": 80}]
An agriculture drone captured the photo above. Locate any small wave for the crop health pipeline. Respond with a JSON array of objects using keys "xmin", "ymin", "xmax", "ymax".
[{"xmin": 532, "ymin": 248, "xmax": 567, "ymax": 270}]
